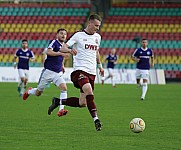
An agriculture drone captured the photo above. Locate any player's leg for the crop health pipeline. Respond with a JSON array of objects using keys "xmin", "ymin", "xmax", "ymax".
[
  {"xmin": 136, "ymin": 69, "xmax": 141, "ymax": 88},
  {"xmin": 141, "ymin": 79, "xmax": 148, "ymax": 100},
  {"xmin": 24, "ymin": 78, "xmax": 28, "ymax": 89},
  {"xmin": 101, "ymin": 76, "xmax": 105, "ymax": 85},
  {"xmin": 50, "ymin": 74, "xmax": 68, "ymax": 116},
  {"xmin": 104, "ymin": 74, "xmax": 111, "ymax": 81},
  {"xmin": 81, "ymin": 76, "xmax": 102, "ymax": 131},
  {"xmin": 102, "ymin": 68, "xmax": 111, "ymax": 85},
  {"xmin": 21, "ymin": 70, "xmax": 29, "ymax": 96},
  {"xmin": 48, "ymin": 71, "xmax": 80, "ymax": 115},
  {"xmin": 20, "ymin": 77, "xmax": 25, "ymax": 96},
  {"xmin": 140, "ymin": 70, "xmax": 149, "ymax": 100},
  {"xmin": 58, "ymin": 70, "xmax": 83, "ymax": 108},
  {"xmin": 23, "ymin": 69, "xmax": 49, "ymax": 100},
  {"xmin": 23, "ymin": 84, "xmax": 43, "ymax": 100},
  {"xmin": 108, "ymin": 68, "xmax": 115, "ymax": 87},
  {"xmin": 57, "ymin": 76, "xmax": 67, "ymax": 110},
  {"xmin": 24, "ymin": 70, "xmax": 29, "ymax": 89},
  {"xmin": 17, "ymin": 77, "xmax": 22, "ymax": 94},
  {"xmin": 18, "ymin": 69, "xmax": 26, "ymax": 96}
]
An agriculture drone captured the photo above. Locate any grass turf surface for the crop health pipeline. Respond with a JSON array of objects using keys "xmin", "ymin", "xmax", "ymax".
[{"xmin": 0, "ymin": 83, "xmax": 181, "ymax": 150}]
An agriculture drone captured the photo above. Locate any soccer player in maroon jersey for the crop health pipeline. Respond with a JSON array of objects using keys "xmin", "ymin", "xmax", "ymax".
[{"xmin": 48, "ymin": 14, "xmax": 104, "ymax": 131}]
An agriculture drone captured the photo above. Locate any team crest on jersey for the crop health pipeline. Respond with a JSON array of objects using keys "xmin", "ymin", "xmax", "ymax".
[
  {"xmin": 140, "ymin": 51, "xmax": 142, "ymax": 54},
  {"xmin": 147, "ymin": 51, "xmax": 150, "ymax": 55},
  {"xmin": 95, "ymin": 38, "xmax": 98, "ymax": 44},
  {"xmin": 26, "ymin": 53, "xmax": 30, "ymax": 56},
  {"xmin": 78, "ymin": 73, "xmax": 85, "ymax": 80}
]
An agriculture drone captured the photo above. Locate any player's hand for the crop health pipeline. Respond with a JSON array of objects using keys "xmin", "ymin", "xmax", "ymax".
[
  {"xmin": 62, "ymin": 53, "xmax": 69, "ymax": 59},
  {"xmin": 151, "ymin": 63, "xmax": 154, "ymax": 68},
  {"xmin": 14, "ymin": 62, "xmax": 17, "ymax": 69},
  {"xmin": 70, "ymin": 48, "xmax": 77, "ymax": 56},
  {"xmin": 62, "ymin": 66, "xmax": 65, "ymax": 74},
  {"xmin": 99, "ymin": 68, "xmax": 104, "ymax": 77},
  {"xmin": 135, "ymin": 58, "xmax": 140, "ymax": 62}
]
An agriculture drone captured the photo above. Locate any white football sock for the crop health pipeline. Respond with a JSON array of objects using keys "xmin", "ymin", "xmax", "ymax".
[
  {"xmin": 20, "ymin": 82, "xmax": 26, "ymax": 95},
  {"xmin": 18, "ymin": 80, "xmax": 22, "ymax": 87},
  {"xmin": 141, "ymin": 83, "xmax": 148, "ymax": 99},
  {"xmin": 137, "ymin": 83, "xmax": 141, "ymax": 88},
  {"xmin": 93, "ymin": 117, "xmax": 99, "ymax": 121},
  {"xmin": 111, "ymin": 77, "xmax": 115, "ymax": 86},
  {"xmin": 59, "ymin": 91, "xmax": 67, "ymax": 110},
  {"xmin": 28, "ymin": 88, "xmax": 37, "ymax": 95}
]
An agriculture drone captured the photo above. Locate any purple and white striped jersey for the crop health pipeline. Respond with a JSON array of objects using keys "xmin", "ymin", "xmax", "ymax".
[
  {"xmin": 132, "ymin": 47, "xmax": 153, "ymax": 70},
  {"xmin": 105, "ymin": 54, "xmax": 117, "ymax": 69},
  {"xmin": 44, "ymin": 39, "xmax": 64, "ymax": 73},
  {"xmin": 15, "ymin": 49, "xmax": 34, "ymax": 70}
]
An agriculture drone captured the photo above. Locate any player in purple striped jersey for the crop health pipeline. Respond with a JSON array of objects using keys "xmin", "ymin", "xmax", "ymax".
[
  {"xmin": 132, "ymin": 39, "xmax": 154, "ymax": 100},
  {"xmin": 102, "ymin": 48, "xmax": 118, "ymax": 87},
  {"xmin": 14, "ymin": 39, "xmax": 35, "ymax": 96},
  {"xmin": 23, "ymin": 28, "xmax": 77, "ymax": 117}
]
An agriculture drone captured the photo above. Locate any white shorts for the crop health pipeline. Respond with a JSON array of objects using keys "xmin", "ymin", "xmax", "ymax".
[
  {"xmin": 135, "ymin": 69, "xmax": 149, "ymax": 80},
  {"xmin": 108, "ymin": 68, "xmax": 114, "ymax": 76},
  {"xmin": 37, "ymin": 69, "xmax": 66, "ymax": 91},
  {"xmin": 18, "ymin": 69, "xmax": 29, "ymax": 79}
]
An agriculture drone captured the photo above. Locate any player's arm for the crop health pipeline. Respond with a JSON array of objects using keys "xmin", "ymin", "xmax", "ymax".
[
  {"xmin": 96, "ymin": 50, "xmax": 104, "ymax": 77},
  {"xmin": 131, "ymin": 50, "xmax": 140, "ymax": 62},
  {"xmin": 131, "ymin": 56, "xmax": 140, "ymax": 62},
  {"xmin": 30, "ymin": 57, "xmax": 35, "ymax": 62},
  {"xmin": 150, "ymin": 50, "xmax": 154, "ymax": 68},
  {"xmin": 114, "ymin": 55, "xmax": 118, "ymax": 64},
  {"xmin": 29, "ymin": 51, "xmax": 35, "ymax": 62},
  {"xmin": 103, "ymin": 56, "xmax": 108, "ymax": 68},
  {"xmin": 60, "ymin": 43, "xmax": 77, "ymax": 56},
  {"xmin": 62, "ymin": 60, "xmax": 65, "ymax": 74},
  {"xmin": 150, "ymin": 56, "xmax": 154, "ymax": 68},
  {"xmin": 13, "ymin": 56, "xmax": 17, "ymax": 69},
  {"xmin": 46, "ymin": 48, "xmax": 69, "ymax": 58}
]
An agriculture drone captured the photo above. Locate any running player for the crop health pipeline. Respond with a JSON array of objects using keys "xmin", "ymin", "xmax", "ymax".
[
  {"xmin": 132, "ymin": 39, "xmax": 154, "ymax": 100},
  {"xmin": 102, "ymin": 48, "xmax": 118, "ymax": 87},
  {"xmin": 14, "ymin": 39, "xmax": 35, "ymax": 96},
  {"xmin": 23, "ymin": 28, "xmax": 76, "ymax": 117},
  {"xmin": 48, "ymin": 14, "xmax": 104, "ymax": 131}
]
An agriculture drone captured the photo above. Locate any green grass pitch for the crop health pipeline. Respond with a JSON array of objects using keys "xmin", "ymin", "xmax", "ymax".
[{"xmin": 0, "ymin": 82, "xmax": 181, "ymax": 150}]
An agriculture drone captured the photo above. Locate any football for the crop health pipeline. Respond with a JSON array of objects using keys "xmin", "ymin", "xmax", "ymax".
[{"xmin": 130, "ymin": 118, "xmax": 145, "ymax": 133}]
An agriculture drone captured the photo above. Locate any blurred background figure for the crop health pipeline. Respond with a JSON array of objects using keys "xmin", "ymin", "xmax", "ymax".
[
  {"xmin": 14, "ymin": 39, "xmax": 35, "ymax": 96},
  {"xmin": 131, "ymin": 39, "xmax": 154, "ymax": 100},
  {"xmin": 102, "ymin": 48, "xmax": 118, "ymax": 87}
]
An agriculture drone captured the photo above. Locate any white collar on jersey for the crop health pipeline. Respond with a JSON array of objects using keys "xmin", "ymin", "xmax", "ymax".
[
  {"xmin": 141, "ymin": 47, "xmax": 148, "ymax": 51},
  {"xmin": 22, "ymin": 48, "xmax": 28, "ymax": 52}
]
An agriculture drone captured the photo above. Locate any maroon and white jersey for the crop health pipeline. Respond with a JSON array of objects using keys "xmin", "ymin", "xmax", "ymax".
[{"xmin": 66, "ymin": 30, "xmax": 101, "ymax": 75}]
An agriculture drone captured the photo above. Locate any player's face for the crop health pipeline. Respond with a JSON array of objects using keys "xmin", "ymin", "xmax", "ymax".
[
  {"xmin": 57, "ymin": 30, "xmax": 67, "ymax": 42},
  {"xmin": 142, "ymin": 40, "xmax": 148, "ymax": 48},
  {"xmin": 111, "ymin": 48, "xmax": 116, "ymax": 54},
  {"xmin": 88, "ymin": 19, "xmax": 101, "ymax": 34},
  {"xmin": 22, "ymin": 41, "xmax": 28, "ymax": 49}
]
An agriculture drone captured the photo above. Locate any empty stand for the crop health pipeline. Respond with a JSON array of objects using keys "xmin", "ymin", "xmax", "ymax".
[
  {"xmin": 0, "ymin": 3, "xmax": 91, "ymax": 67},
  {"xmin": 100, "ymin": 3, "xmax": 181, "ymax": 80},
  {"xmin": 0, "ymin": 2, "xmax": 180, "ymax": 81}
]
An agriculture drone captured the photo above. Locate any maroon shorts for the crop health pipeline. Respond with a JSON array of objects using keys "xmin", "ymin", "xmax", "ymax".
[{"xmin": 71, "ymin": 70, "xmax": 96, "ymax": 93}]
